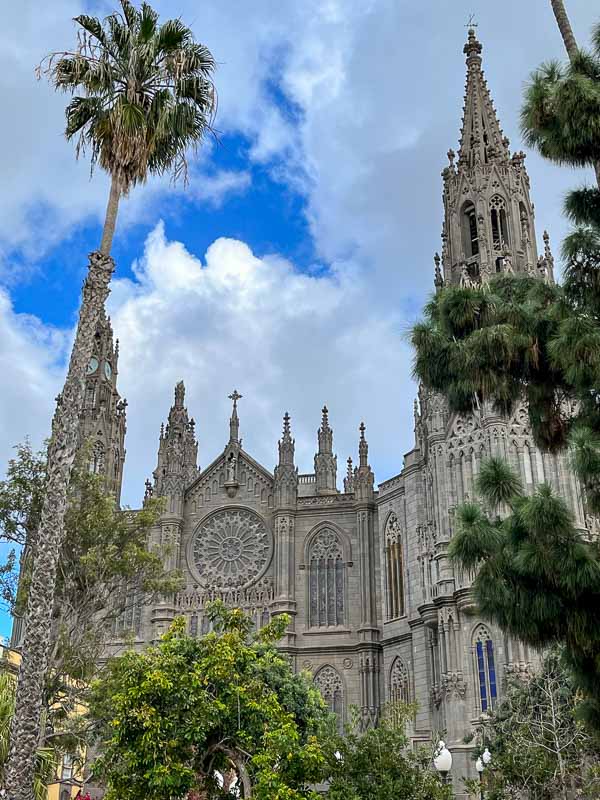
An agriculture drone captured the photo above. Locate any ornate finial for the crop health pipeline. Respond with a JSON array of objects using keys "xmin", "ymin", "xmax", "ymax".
[
  {"xmin": 228, "ymin": 389, "xmax": 242, "ymax": 443},
  {"xmin": 321, "ymin": 405, "xmax": 330, "ymax": 430},
  {"xmin": 160, "ymin": 422, "xmax": 165, "ymax": 439},
  {"xmin": 229, "ymin": 389, "xmax": 242, "ymax": 410},
  {"xmin": 464, "ymin": 21, "xmax": 482, "ymax": 61},
  {"xmin": 358, "ymin": 422, "xmax": 368, "ymax": 467},
  {"xmin": 434, "ymin": 252, "xmax": 444, "ymax": 291},
  {"xmin": 344, "ymin": 456, "xmax": 354, "ymax": 494},
  {"xmin": 174, "ymin": 380, "xmax": 185, "ymax": 408},
  {"xmin": 144, "ymin": 478, "xmax": 153, "ymax": 502},
  {"xmin": 283, "ymin": 412, "xmax": 291, "ymax": 437},
  {"xmin": 447, "ymin": 148, "xmax": 455, "ymax": 167}
]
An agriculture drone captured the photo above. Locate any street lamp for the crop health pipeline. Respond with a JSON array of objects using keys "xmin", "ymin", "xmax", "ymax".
[
  {"xmin": 433, "ymin": 740, "xmax": 453, "ymax": 786},
  {"xmin": 475, "ymin": 748, "xmax": 492, "ymax": 800}
]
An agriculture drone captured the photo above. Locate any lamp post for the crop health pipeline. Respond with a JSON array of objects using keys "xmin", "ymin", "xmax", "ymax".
[
  {"xmin": 433, "ymin": 740, "xmax": 453, "ymax": 787},
  {"xmin": 475, "ymin": 748, "xmax": 492, "ymax": 799}
]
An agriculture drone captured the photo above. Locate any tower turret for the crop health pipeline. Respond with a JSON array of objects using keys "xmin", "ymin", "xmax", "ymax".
[
  {"xmin": 274, "ymin": 412, "xmax": 298, "ymax": 507},
  {"xmin": 314, "ymin": 405, "xmax": 337, "ymax": 495},
  {"xmin": 150, "ymin": 381, "xmax": 198, "ymax": 641},
  {"xmin": 153, "ymin": 381, "xmax": 198, "ymax": 503},
  {"xmin": 273, "ymin": 412, "xmax": 298, "ymax": 639},
  {"xmin": 353, "ymin": 422, "xmax": 374, "ymax": 503},
  {"xmin": 79, "ymin": 310, "xmax": 126, "ymax": 503},
  {"xmin": 439, "ymin": 28, "xmax": 539, "ymax": 287}
]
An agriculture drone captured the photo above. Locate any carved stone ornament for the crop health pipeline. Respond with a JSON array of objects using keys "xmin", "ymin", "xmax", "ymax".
[
  {"xmin": 441, "ymin": 671, "xmax": 467, "ymax": 701},
  {"xmin": 191, "ymin": 507, "xmax": 273, "ymax": 589},
  {"xmin": 343, "ymin": 658, "xmax": 353, "ymax": 670}
]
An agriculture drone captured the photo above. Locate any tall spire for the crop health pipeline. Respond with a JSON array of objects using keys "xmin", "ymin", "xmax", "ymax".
[
  {"xmin": 439, "ymin": 28, "xmax": 539, "ymax": 287},
  {"xmin": 228, "ymin": 389, "xmax": 242, "ymax": 444},
  {"xmin": 153, "ymin": 380, "xmax": 198, "ymax": 498},
  {"xmin": 458, "ymin": 28, "xmax": 509, "ymax": 169},
  {"xmin": 314, "ymin": 405, "xmax": 337, "ymax": 495}
]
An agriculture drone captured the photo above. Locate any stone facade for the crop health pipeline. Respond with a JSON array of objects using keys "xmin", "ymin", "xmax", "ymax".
[{"xmin": 11, "ymin": 28, "xmax": 594, "ymax": 795}]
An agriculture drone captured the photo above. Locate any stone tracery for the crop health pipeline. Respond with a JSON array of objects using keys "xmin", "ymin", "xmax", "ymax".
[{"xmin": 191, "ymin": 508, "xmax": 272, "ymax": 589}]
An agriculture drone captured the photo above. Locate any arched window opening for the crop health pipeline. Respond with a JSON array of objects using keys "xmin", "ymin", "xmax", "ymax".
[
  {"xmin": 490, "ymin": 195, "xmax": 509, "ymax": 251},
  {"xmin": 462, "ymin": 202, "xmax": 479, "ymax": 257},
  {"xmin": 309, "ymin": 529, "xmax": 345, "ymax": 627},
  {"xmin": 314, "ymin": 666, "xmax": 344, "ymax": 733},
  {"xmin": 90, "ymin": 440, "xmax": 105, "ymax": 475},
  {"xmin": 473, "ymin": 625, "xmax": 498, "ymax": 713},
  {"xmin": 389, "ymin": 658, "xmax": 411, "ymax": 705},
  {"xmin": 385, "ymin": 514, "xmax": 405, "ymax": 619},
  {"xmin": 112, "ymin": 587, "xmax": 143, "ymax": 638}
]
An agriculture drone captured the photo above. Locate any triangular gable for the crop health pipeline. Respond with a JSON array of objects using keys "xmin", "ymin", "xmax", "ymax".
[{"xmin": 186, "ymin": 447, "xmax": 274, "ymax": 497}]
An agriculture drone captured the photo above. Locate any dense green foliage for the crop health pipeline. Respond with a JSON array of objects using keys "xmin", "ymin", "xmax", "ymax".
[
  {"xmin": 474, "ymin": 652, "xmax": 600, "ymax": 800},
  {"xmin": 90, "ymin": 605, "xmax": 330, "ymax": 800},
  {"xmin": 448, "ymin": 458, "xmax": 600, "ymax": 732},
  {"xmin": 41, "ymin": 0, "xmax": 216, "ymax": 193},
  {"xmin": 0, "ymin": 673, "xmax": 57, "ymax": 800},
  {"xmin": 325, "ymin": 706, "xmax": 451, "ymax": 800}
]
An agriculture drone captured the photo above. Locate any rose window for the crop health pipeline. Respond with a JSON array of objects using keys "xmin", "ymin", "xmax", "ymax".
[{"xmin": 191, "ymin": 508, "xmax": 272, "ymax": 588}]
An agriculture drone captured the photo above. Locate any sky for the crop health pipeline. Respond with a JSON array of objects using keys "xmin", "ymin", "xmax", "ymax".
[{"xmin": 0, "ymin": 0, "xmax": 597, "ymax": 638}]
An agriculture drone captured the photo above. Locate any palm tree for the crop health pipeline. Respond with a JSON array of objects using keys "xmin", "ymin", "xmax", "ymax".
[
  {"xmin": 550, "ymin": 0, "xmax": 579, "ymax": 61},
  {"xmin": 5, "ymin": 4, "xmax": 216, "ymax": 799},
  {"xmin": 0, "ymin": 673, "xmax": 56, "ymax": 800},
  {"xmin": 548, "ymin": 0, "xmax": 600, "ymax": 189}
]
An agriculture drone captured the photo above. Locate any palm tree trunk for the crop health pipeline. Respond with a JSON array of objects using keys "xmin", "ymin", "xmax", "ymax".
[
  {"xmin": 5, "ymin": 251, "xmax": 114, "ymax": 800},
  {"xmin": 550, "ymin": 0, "xmax": 578, "ymax": 61},
  {"xmin": 549, "ymin": 1, "xmax": 600, "ymax": 190},
  {"xmin": 100, "ymin": 175, "xmax": 121, "ymax": 257}
]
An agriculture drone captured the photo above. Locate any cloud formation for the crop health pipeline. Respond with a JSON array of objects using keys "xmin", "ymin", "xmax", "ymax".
[
  {"xmin": 1, "ymin": 0, "xmax": 599, "ymax": 510},
  {"xmin": 110, "ymin": 222, "xmax": 411, "ymax": 506}
]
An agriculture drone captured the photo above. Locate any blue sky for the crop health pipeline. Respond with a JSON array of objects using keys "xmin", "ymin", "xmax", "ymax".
[{"xmin": 0, "ymin": 0, "xmax": 597, "ymax": 639}]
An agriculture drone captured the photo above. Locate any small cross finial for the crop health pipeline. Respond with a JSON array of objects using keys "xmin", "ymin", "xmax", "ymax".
[
  {"xmin": 229, "ymin": 389, "xmax": 242, "ymax": 408},
  {"xmin": 466, "ymin": 13, "xmax": 478, "ymax": 29}
]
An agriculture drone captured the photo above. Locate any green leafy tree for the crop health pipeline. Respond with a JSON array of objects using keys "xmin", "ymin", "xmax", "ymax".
[
  {"xmin": 324, "ymin": 705, "xmax": 452, "ymax": 800},
  {"xmin": 447, "ymin": 458, "xmax": 600, "ymax": 733},
  {"xmin": 89, "ymin": 605, "xmax": 329, "ymax": 800},
  {"xmin": 8, "ymin": 5, "xmax": 216, "ymax": 798},
  {"xmin": 473, "ymin": 652, "xmax": 600, "ymax": 800},
  {"xmin": 2, "ymin": 441, "xmax": 179, "ymax": 764}
]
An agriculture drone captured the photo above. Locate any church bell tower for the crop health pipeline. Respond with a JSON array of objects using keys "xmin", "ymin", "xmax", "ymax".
[
  {"xmin": 437, "ymin": 28, "xmax": 554, "ymax": 290},
  {"xmin": 79, "ymin": 310, "xmax": 127, "ymax": 504}
]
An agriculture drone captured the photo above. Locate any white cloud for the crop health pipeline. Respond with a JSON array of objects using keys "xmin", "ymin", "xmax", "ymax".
[
  {"xmin": 0, "ymin": 290, "xmax": 65, "ymax": 472},
  {"xmin": 2, "ymin": 0, "xmax": 600, "ymax": 508},
  {"xmin": 108, "ymin": 223, "xmax": 412, "ymax": 506}
]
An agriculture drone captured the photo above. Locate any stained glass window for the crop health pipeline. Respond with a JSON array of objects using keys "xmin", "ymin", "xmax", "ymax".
[
  {"xmin": 309, "ymin": 529, "xmax": 345, "ymax": 627},
  {"xmin": 473, "ymin": 625, "xmax": 498, "ymax": 713}
]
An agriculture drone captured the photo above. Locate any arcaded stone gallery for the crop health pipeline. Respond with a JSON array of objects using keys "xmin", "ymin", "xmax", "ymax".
[{"xmin": 15, "ymin": 30, "xmax": 595, "ymax": 781}]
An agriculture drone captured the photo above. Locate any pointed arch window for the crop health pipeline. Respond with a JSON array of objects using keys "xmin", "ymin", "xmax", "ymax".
[
  {"xmin": 314, "ymin": 666, "xmax": 344, "ymax": 732},
  {"xmin": 490, "ymin": 195, "xmax": 509, "ymax": 251},
  {"xmin": 385, "ymin": 514, "xmax": 405, "ymax": 619},
  {"xmin": 389, "ymin": 657, "xmax": 411, "ymax": 705},
  {"xmin": 309, "ymin": 529, "xmax": 345, "ymax": 627},
  {"xmin": 472, "ymin": 625, "xmax": 498, "ymax": 713},
  {"xmin": 462, "ymin": 202, "xmax": 479, "ymax": 257},
  {"xmin": 90, "ymin": 441, "xmax": 105, "ymax": 475}
]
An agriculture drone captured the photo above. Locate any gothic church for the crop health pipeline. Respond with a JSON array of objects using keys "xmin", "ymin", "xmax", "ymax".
[{"xmin": 18, "ymin": 29, "xmax": 596, "ymax": 786}]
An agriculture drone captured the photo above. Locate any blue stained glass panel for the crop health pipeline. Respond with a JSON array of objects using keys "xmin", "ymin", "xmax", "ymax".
[
  {"xmin": 477, "ymin": 641, "xmax": 488, "ymax": 711},
  {"xmin": 486, "ymin": 639, "xmax": 497, "ymax": 701}
]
